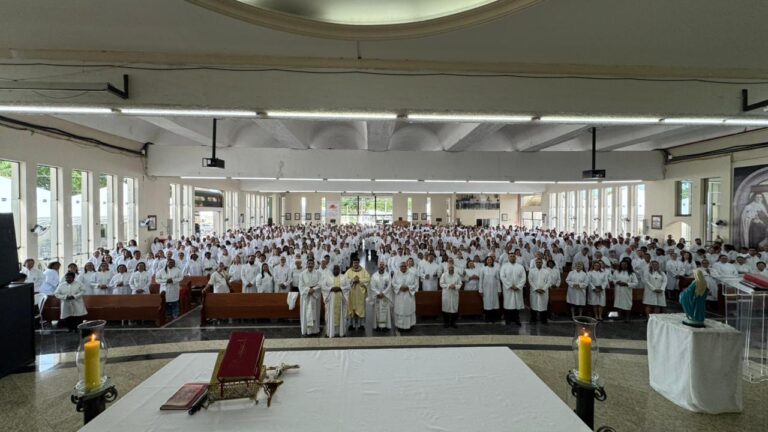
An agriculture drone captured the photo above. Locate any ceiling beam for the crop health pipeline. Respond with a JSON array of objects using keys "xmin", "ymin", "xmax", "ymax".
[
  {"xmin": 442, "ymin": 123, "xmax": 505, "ymax": 152},
  {"xmin": 514, "ymin": 124, "xmax": 591, "ymax": 151},
  {"xmin": 597, "ymin": 125, "xmax": 699, "ymax": 151},
  {"xmin": 139, "ymin": 117, "xmax": 212, "ymax": 146},
  {"xmin": 366, "ymin": 121, "xmax": 396, "ymax": 151},
  {"xmin": 254, "ymin": 119, "xmax": 309, "ymax": 149}
]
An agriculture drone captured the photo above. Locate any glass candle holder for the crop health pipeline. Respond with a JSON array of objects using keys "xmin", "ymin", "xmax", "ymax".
[
  {"xmin": 572, "ymin": 316, "xmax": 599, "ymax": 384},
  {"xmin": 75, "ymin": 320, "xmax": 109, "ymax": 394}
]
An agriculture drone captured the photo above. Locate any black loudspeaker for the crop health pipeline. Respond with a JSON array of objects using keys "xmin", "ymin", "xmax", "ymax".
[{"xmin": 0, "ymin": 214, "xmax": 22, "ymax": 287}]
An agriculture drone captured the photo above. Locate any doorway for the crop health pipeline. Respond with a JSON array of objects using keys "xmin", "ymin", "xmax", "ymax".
[{"xmin": 196, "ymin": 209, "xmax": 222, "ymax": 235}]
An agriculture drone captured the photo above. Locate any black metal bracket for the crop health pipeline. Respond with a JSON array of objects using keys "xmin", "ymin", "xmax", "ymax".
[
  {"xmin": 741, "ymin": 89, "xmax": 768, "ymax": 112},
  {"xmin": 71, "ymin": 384, "xmax": 118, "ymax": 425},
  {"xmin": 106, "ymin": 74, "xmax": 130, "ymax": 100},
  {"xmin": 566, "ymin": 372, "xmax": 608, "ymax": 431}
]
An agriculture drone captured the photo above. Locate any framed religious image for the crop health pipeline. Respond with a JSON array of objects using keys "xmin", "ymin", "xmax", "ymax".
[
  {"xmin": 146, "ymin": 215, "xmax": 157, "ymax": 231},
  {"xmin": 421, "ymin": 213, "xmax": 427, "ymax": 221},
  {"xmin": 412, "ymin": 212, "xmax": 419, "ymax": 221},
  {"xmin": 651, "ymin": 215, "xmax": 663, "ymax": 230},
  {"xmin": 314, "ymin": 213, "xmax": 321, "ymax": 220},
  {"xmin": 294, "ymin": 213, "xmax": 301, "ymax": 221},
  {"xmin": 501, "ymin": 213, "xmax": 509, "ymax": 222},
  {"xmin": 305, "ymin": 213, "xmax": 312, "ymax": 221},
  {"xmin": 733, "ymin": 163, "xmax": 768, "ymax": 248},
  {"xmin": 285, "ymin": 213, "xmax": 291, "ymax": 221}
]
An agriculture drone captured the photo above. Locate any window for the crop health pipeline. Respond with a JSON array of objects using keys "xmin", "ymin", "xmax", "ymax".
[
  {"xmin": 705, "ymin": 178, "xmax": 721, "ymax": 243},
  {"xmin": 123, "ymin": 177, "xmax": 137, "ymax": 243},
  {"xmin": 407, "ymin": 197, "xmax": 413, "ymax": 223},
  {"xmin": 341, "ymin": 196, "xmax": 359, "ymax": 224},
  {"xmin": 37, "ymin": 165, "xmax": 60, "ymax": 262},
  {"xmin": 676, "ymin": 180, "xmax": 693, "ymax": 216},
  {"xmin": 557, "ymin": 192, "xmax": 566, "ymax": 231},
  {"xmin": 340, "ymin": 195, "xmax": 393, "ymax": 225},
  {"xmin": 300, "ymin": 196, "xmax": 307, "ymax": 222},
  {"xmin": 0, "ymin": 160, "xmax": 23, "ymax": 258},
  {"xmin": 548, "ymin": 193, "xmax": 557, "ymax": 228},
  {"xmin": 603, "ymin": 187, "xmax": 613, "ymax": 234},
  {"xmin": 376, "ymin": 196, "xmax": 393, "ymax": 224},
  {"xmin": 591, "ymin": 189, "xmax": 600, "ymax": 233},
  {"xmin": 635, "ymin": 184, "xmax": 646, "ymax": 234},
  {"xmin": 72, "ymin": 170, "xmax": 90, "ymax": 265},
  {"xmin": 578, "ymin": 190, "xmax": 587, "ymax": 234},
  {"xmin": 170, "ymin": 184, "xmax": 182, "ymax": 238},
  {"xmin": 618, "ymin": 186, "xmax": 629, "ymax": 235},
  {"xmin": 522, "ymin": 211, "xmax": 543, "ymax": 229},
  {"xmin": 266, "ymin": 196, "xmax": 273, "ymax": 223},
  {"xmin": 321, "ymin": 196, "xmax": 327, "ymax": 224},
  {"xmin": 567, "ymin": 191, "xmax": 576, "ymax": 231},
  {"xmin": 426, "ymin": 197, "xmax": 432, "ymax": 223},
  {"xmin": 99, "ymin": 173, "xmax": 116, "ymax": 248}
]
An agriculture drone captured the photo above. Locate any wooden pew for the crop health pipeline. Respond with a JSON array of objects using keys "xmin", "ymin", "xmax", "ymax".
[
  {"xmin": 201, "ymin": 292, "xmax": 300, "ymax": 324},
  {"xmin": 42, "ymin": 293, "xmax": 167, "ymax": 326}
]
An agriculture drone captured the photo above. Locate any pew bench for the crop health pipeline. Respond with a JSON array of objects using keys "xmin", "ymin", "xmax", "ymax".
[
  {"xmin": 42, "ymin": 293, "xmax": 167, "ymax": 327},
  {"xmin": 201, "ymin": 291, "xmax": 299, "ymax": 325}
]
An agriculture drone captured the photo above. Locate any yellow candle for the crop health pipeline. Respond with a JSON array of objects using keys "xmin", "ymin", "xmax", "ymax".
[
  {"xmin": 578, "ymin": 332, "xmax": 592, "ymax": 383},
  {"xmin": 84, "ymin": 334, "xmax": 101, "ymax": 391}
]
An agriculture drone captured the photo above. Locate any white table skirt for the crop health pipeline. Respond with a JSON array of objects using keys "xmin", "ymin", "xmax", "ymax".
[
  {"xmin": 80, "ymin": 347, "xmax": 590, "ymax": 432},
  {"xmin": 647, "ymin": 313, "xmax": 743, "ymax": 413}
]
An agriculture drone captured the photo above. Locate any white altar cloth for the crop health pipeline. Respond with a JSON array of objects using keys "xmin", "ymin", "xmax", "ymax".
[
  {"xmin": 80, "ymin": 347, "xmax": 590, "ymax": 432},
  {"xmin": 647, "ymin": 313, "xmax": 743, "ymax": 413}
]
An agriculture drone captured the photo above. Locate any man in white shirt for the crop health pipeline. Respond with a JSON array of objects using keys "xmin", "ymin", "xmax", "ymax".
[
  {"xmin": 156, "ymin": 259, "xmax": 183, "ymax": 319},
  {"xmin": 21, "ymin": 259, "xmax": 44, "ymax": 292},
  {"xmin": 500, "ymin": 253, "xmax": 526, "ymax": 325}
]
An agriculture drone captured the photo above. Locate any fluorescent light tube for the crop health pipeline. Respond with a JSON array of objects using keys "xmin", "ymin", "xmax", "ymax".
[
  {"xmin": 408, "ymin": 113, "xmax": 531, "ymax": 123},
  {"xmin": 0, "ymin": 105, "xmax": 113, "ymax": 114},
  {"xmin": 373, "ymin": 179, "xmax": 418, "ymax": 182},
  {"xmin": 514, "ymin": 181, "xmax": 555, "ymax": 184},
  {"xmin": 266, "ymin": 111, "xmax": 397, "ymax": 120},
  {"xmin": 279, "ymin": 178, "xmax": 318, "ymax": 181},
  {"xmin": 424, "ymin": 180, "xmax": 467, "ymax": 183},
  {"xmin": 661, "ymin": 117, "xmax": 725, "ymax": 125},
  {"xmin": 121, "ymin": 108, "xmax": 257, "ymax": 117},
  {"xmin": 231, "ymin": 177, "xmax": 277, "ymax": 180},
  {"xmin": 538, "ymin": 116, "xmax": 660, "ymax": 124},
  {"xmin": 601, "ymin": 180, "xmax": 643, "ymax": 184},
  {"xmin": 180, "ymin": 176, "xmax": 227, "ymax": 179},
  {"xmin": 557, "ymin": 181, "xmax": 598, "ymax": 184},
  {"xmin": 326, "ymin": 179, "xmax": 372, "ymax": 182},
  {"xmin": 467, "ymin": 180, "xmax": 511, "ymax": 184},
  {"xmin": 723, "ymin": 118, "xmax": 768, "ymax": 126}
]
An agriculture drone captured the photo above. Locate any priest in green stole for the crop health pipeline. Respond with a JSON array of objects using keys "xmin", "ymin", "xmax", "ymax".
[
  {"xmin": 345, "ymin": 257, "xmax": 370, "ymax": 330},
  {"xmin": 322, "ymin": 265, "xmax": 350, "ymax": 338},
  {"xmin": 679, "ymin": 270, "xmax": 708, "ymax": 328}
]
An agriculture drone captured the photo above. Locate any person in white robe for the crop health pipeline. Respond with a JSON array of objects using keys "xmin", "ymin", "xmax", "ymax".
[
  {"xmin": 40, "ymin": 262, "xmax": 61, "ymax": 296},
  {"xmin": 713, "ymin": 255, "xmax": 739, "ymax": 278},
  {"xmin": 202, "ymin": 252, "xmax": 217, "ymax": 276},
  {"xmin": 54, "ymin": 272, "xmax": 87, "ymax": 332},
  {"xmin": 206, "ymin": 263, "xmax": 231, "ymax": 294},
  {"xmin": 643, "ymin": 260, "xmax": 667, "ymax": 315},
  {"xmin": 321, "ymin": 265, "xmax": 350, "ymax": 338},
  {"xmin": 156, "ymin": 259, "xmax": 183, "ymax": 319},
  {"xmin": 108, "ymin": 264, "xmax": 131, "ymax": 295},
  {"xmin": 463, "ymin": 260, "xmax": 481, "ymax": 291},
  {"xmin": 291, "ymin": 259, "xmax": 304, "ymax": 292},
  {"xmin": 612, "ymin": 259, "xmax": 639, "ymax": 322},
  {"xmin": 77, "ymin": 262, "xmax": 98, "ymax": 294},
  {"xmin": 587, "ymin": 262, "xmax": 609, "ymax": 321},
  {"xmin": 698, "ymin": 259, "xmax": 721, "ymax": 309},
  {"xmin": 392, "ymin": 262, "xmax": 418, "ymax": 330},
  {"xmin": 500, "ymin": 253, "xmax": 526, "ymax": 325},
  {"xmin": 664, "ymin": 252, "xmax": 686, "ymax": 299},
  {"xmin": 129, "ymin": 262, "xmax": 152, "ymax": 294},
  {"xmin": 439, "ymin": 265, "xmax": 462, "ymax": 328},
  {"xmin": 566, "ymin": 261, "xmax": 589, "ymax": 319},
  {"xmin": 254, "ymin": 263, "xmax": 275, "ymax": 293},
  {"xmin": 273, "ymin": 256, "xmax": 292, "ymax": 293},
  {"xmin": 93, "ymin": 263, "xmax": 113, "ymax": 296},
  {"xmin": 528, "ymin": 258, "xmax": 550, "ymax": 324},
  {"xmin": 298, "ymin": 261, "xmax": 323, "ymax": 336},
  {"xmin": 419, "ymin": 253, "xmax": 441, "ymax": 292},
  {"xmin": 21, "ymin": 259, "xmax": 44, "ymax": 292},
  {"xmin": 478, "ymin": 256, "xmax": 501, "ymax": 322},
  {"xmin": 370, "ymin": 262, "xmax": 393, "ymax": 331}
]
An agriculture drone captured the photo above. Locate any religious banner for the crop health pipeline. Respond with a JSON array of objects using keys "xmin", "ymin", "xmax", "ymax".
[
  {"xmin": 732, "ymin": 163, "xmax": 768, "ymax": 248},
  {"xmin": 326, "ymin": 200, "xmax": 340, "ymax": 219}
]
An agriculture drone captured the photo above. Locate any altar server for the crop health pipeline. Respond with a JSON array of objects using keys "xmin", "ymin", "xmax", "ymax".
[
  {"xmin": 298, "ymin": 260, "xmax": 323, "ymax": 336},
  {"xmin": 54, "ymin": 272, "xmax": 87, "ymax": 332},
  {"xmin": 108, "ymin": 264, "xmax": 131, "ymax": 295},
  {"xmin": 500, "ymin": 253, "xmax": 526, "ymax": 325},
  {"xmin": 129, "ymin": 262, "xmax": 152, "ymax": 294},
  {"xmin": 463, "ymin": 260, "xmax": 481, "ymax": 291},
  {"xmin": 345, "ymin": 258, "xmax": 370, "ymax": 330},
  {"xmin": 478, "ymin": 256, "xmax": 501, "ymax": 322},
  {"xmin": 77, "ymin": 262, "xmax": 98, "ymax": 294},
  {"xmin": 643, "ymin": 260, "xmax": 667, "ymax": 315},
  {"xmin": 370, "ymin": 261, "xmax": 393, "ymax": 331},
  {"xmin": 156, "ymin": 258, "xmax": 183, "ymax": 319},
  {"xmin": 93, "ymin": 262, "xmax": 113, "ymax": 295},
  {"xmin": 566, "ymin": 261, "xmax": 589, "ymax": 319},
  {"xmin": 440, "ymin": 264, "xmax": 462, "ymax": 328},
  {"xmin": 612, "ymin": 258, "xmax": 638, "ymax": 322},
  {"xmin": 588, "ymin": 262, "xmax": 609, "ymax": 321},
  {"xmin": 392, "ymin": 261, "xmax": 418, "ymax": 331},
  {"xmin": 322, "ymin": 265, "xmax": 350, "ymax": 338}
]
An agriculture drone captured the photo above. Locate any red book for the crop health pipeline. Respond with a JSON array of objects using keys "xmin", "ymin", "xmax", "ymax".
[
  {"xmin": 160, "ymin": 383, "xmax": 208, "ymax": 410},
  {"xmin": 217, "ymin": 331, "xmax": 265, "ymax": 382}
]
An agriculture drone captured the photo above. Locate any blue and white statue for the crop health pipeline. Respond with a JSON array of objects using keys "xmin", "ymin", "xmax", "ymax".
[{"xmin": 679, "ymin": 270, "xmax": 708, "ymax": 327}]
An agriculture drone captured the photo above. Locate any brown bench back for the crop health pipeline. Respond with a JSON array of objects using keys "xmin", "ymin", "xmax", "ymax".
[
  {"xmin": 42, "ymin": 294, "xmax": 167, "ymax": 326},
  {"xmin": 201, "ymin": 292, "xmax": 299, "ymax": 324}
]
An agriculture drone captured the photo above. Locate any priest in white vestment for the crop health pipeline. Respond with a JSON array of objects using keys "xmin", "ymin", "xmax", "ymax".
[
  {"xmin": 528, "ymin": 258, "xmax": 550, "ymax": 324},
  {"xmin": 370, "ymin": 261, "xmax": 393, "ymax": 331},
  {"xmin": 439, "ymin": 265, "xmax": 462, "ymax": 328},
  {"xmin": 392, "ymin": 262, "xmax": 418, "ymax": 330},
  {"xmin": 298, "ymin": 261, "xmax": 323, "ymax": 336},
  {"xmin": 500, "ymin": 253, "xmax": 526, "ymax": 325},
  {"xmin": 322, "ymin": 265, "xmax": 350, "ymax": 338}
]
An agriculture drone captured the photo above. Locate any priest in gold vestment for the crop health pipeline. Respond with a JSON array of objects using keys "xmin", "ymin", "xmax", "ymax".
[
  {"xmin": 322, "ymin": 265, "xmax": 351, "ymax": 338},
  {"xmin": 345, "ymin": 257, "xmax": 370, "ymax": 330}
]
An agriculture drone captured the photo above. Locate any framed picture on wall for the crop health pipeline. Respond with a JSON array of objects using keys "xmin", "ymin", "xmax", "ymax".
[
  {"xmin": 501, "ymin": 213, "xmax": 509, "ymax": 222},
  {"xmin": 412, "ymin": 212, "xmax": 419, "ymax": 222},
  {"xmin": 146, "ymin": 215, "xmax": 157, "ymax": 231},
  {"xmin": 314, "ymin": 213, "xmax": 321, "ymax": 220},
  {"xmin": 285, "ymin": 213, "xmax": 291, "ymax": 221},
  {"xmin": 305, "ymin": 213, "xmax": 311, "ymax": 221},
  {"xmin": 651, "ymin": 215, "xmax": 663, "ymax": 230},
  {"xmin": 294, "ymin": 213, "xmax": 301, "ymax": 221},
  {"xmin": 421, "ymin": 213, "xmax": 428, "ymax": 221}
]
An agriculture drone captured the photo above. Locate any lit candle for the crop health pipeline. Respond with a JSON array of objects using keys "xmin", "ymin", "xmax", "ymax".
[
  {"xmin": 84, "ymin": 334, "xmax": 101, "ymax": 391},
  {"xmin": 577, "ymin": 332, "xmax": 592, "ymax": 383}
]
